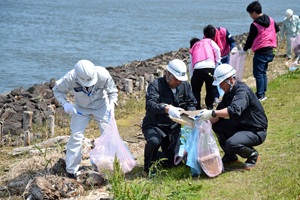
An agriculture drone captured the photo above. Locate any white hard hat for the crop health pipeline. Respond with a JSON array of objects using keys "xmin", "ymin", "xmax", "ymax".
[
  {"xmin": 74, "ymin": 60, "xmax": 98, "ymax": 87},
  {"xmin": 213, "ymin": 64, "xmax": 236, "ymax": 86},
  {"xmin": 166, "ymin": 59, "xmax": 188, "ymax": 81},
  {"xmin": 285, "ymin": 9, "xmax": 293, "ymax": 18}
]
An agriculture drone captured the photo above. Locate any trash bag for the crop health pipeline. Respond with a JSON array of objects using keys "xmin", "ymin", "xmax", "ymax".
[
  {"xmin": 175, "ymin": 124, "xmax": 201, "ymax": 176},
  {"xmin": 197, "ymin": 120, "xmax": 223, "ymax": 177},
  {"xmin": 291, "ymin": 34, "xmax": 300, "ymax": 59},
  {"xmin": 90, "ymin": 114, "xmax": 137, "ymax": 174},
  {"xmin": 229, "ymin": 52, "xmax": 246, "ymax": 81}
]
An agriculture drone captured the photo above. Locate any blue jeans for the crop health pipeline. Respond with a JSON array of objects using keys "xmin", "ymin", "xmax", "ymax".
[{"xmin": 253, "ymin": 53, "xmax": 274, "ymax": 98}]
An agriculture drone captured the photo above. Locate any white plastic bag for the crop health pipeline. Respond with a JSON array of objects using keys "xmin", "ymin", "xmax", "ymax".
[
  {"xmin": 90, "ymin": 114, "xmax": 137, "ymax": 174},
  {"xmin": 229, "ymin": 53, "xmax": 246, "ymax": 81},
  {"xmin": 197, "ymin": 120, "xmax": 223, "ymax": 177}
]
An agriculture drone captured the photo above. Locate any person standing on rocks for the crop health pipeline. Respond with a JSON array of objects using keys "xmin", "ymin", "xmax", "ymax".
[
  {"xmin": 196, "ymin": 64, "xmax": 268, "ymax": 170},
  {"xmin": 239, "ymin": 1, "xmax": 280, "ymax": 101},
  {"xmin": 203, "ymin": 24, "xmax": 237, "ymax": 103},
  {"xmin": 280, "ymin": 9, "xmax": 300, "ymax": 60},
  {"xmin": 52, "ymin": 59, "xmax": 118, "ymax": 180},
  {"xmin": 142, "ymin": 59, "xmax": 197, "ymax": 178},
  {"xmin": 189, "ymin": 37, "xmax": 221, "ymax": 110}
]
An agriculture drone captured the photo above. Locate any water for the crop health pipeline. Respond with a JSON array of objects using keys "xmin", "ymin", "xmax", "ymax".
[{"xmin": 1, "ymin": 0, "xmax": 299, "ymax": 94}]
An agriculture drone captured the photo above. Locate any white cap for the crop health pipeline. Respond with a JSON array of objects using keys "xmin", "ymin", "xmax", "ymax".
[
  {"xmin": 166, "ymin": 59, "xmax": 188, "ymax": 81},
  {"xmin": 213, "ymin": 64, "xmax": 236, "ymax": 86},
  {"xmin": 74, "ymin": 60, "xmax": 98, "ymax": 87},
  {"xmin": 285, "ymin": 9, "xmax": 293, "ymax": 18}
]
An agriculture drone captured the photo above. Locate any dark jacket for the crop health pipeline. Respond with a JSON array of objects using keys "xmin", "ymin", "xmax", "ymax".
[
  {"xmin": 142, "ymin": 76, "xmax": 197, "ymax": 136},
  {"xmin": 217, "ymin": 81, "xmax": 268, "ymax": 132},
  {"xmin": 244, "ymin": 14, "xmax": 280, "ymax": 55}
]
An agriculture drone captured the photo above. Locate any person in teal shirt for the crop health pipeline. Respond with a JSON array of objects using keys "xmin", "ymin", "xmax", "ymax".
[{"xmin": 281, "ymin": 9, "xmax": 300, "ymax": 60}]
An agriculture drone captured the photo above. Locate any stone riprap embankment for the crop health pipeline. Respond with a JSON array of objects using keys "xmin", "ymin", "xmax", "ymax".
[{"xmin": 0, "ymin": 31, "xmax": 268, "ymax": 145}]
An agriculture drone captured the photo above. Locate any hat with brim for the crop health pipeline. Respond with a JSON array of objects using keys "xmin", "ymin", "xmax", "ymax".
[{"xmin": 75, "ymin": 60, "xmax": 98, "ymax": 87}]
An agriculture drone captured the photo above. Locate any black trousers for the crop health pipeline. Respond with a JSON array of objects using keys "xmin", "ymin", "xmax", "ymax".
[
  {"xmin": 212, "ymin": 118, "xmax": 267, "ymax": 159},
  {"xmin": 191, "ymin": 68, "xmax": 216, "ymax": 110},
  {"xmin": 143, "ymin": 127, "xmax": 181, "ymax": 170}
]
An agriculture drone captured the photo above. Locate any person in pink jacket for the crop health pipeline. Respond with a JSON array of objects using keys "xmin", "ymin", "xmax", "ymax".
[{"xmin": 189, "ymin": 37, "xmax": 221, "ymax": 110}]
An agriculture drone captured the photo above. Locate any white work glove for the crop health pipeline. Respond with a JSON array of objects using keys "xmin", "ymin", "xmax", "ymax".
[
  {"xmin": 239, "ymin": 49, "xmax": 246, "ymax": 55},
  {"xmin": 168, "ymin": 107, "xmax": 183, "ymax": 119},
  {"xmin": 63, "ymin": 103, "xmax": 77, "ymax": 114},
  {"xmin": 231, "ymin": 47, "xmax": 238, "ymax": 55},
  {"xmin": 195, "ymin": 109, "xmax": 212, "ymax": 121}
]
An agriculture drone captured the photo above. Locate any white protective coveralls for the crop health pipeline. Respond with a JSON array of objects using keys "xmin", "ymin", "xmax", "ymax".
[
  {"xmin": 281, "ymin": 15, "xmax": 300, "ymax": 59},
  {"xmin": 53, "ymin": 65, "xmax": 118, "ymax": 174}
]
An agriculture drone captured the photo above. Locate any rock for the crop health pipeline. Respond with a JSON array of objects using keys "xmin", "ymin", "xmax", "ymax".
[
  {"xmin": 47, "ymin": 176, "xmax": 84, "ymax": 198},
  {"xmin": 24, "ymin": 177, "xmax": 61, "ymax": 200},
  {"xmin": 11, "ymin": 86, "xmax": 27, "ymax": 96}
]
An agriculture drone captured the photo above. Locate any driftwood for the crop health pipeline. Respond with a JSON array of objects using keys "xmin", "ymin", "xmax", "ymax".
[{"xmin": 7, "ymin": 136, "xmax": 70, "ymax": 156}]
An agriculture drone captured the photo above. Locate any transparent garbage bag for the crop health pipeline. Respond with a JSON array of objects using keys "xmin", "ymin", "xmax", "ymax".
[
  {"xmin": 90, "ymin": 114, "xmax": 137, "ymax": 174},
  {"xmin": 291, "ymin": 34, "xmax": 300, "ymax": 57},
  {"xmin": 197, "ymin": 120, "xmax": 223, "ymax": 177},
  {"xmin": 229, "ymin": 52, "xmax": 246, "ymax": 81}
]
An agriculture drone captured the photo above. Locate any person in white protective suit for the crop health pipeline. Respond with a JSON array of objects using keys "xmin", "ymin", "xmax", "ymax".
[
  {"xmin": 281, "ymin": 9, "xmax": 300, "ymax": 60},
  {"xmin": 52, "ymin": 59, "xmax": 118, "ymax": 180}
]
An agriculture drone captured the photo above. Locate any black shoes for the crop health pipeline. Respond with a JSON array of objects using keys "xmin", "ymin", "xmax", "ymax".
[
  {"xmin": 222, "ymin": 155, "xmax": 239, "ymax": 166},
  {"xmin": 67, "ymin": 172, "xmax": 77, "ymax": 180},
  {"xmin": 239, "ymin": 147, "xmax": 260, "ymax": 169}
]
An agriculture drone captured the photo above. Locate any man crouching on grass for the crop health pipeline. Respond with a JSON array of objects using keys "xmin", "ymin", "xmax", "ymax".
[{"xmin": 196, "ymin": 64, "xmax": 267, "ymax": 170}]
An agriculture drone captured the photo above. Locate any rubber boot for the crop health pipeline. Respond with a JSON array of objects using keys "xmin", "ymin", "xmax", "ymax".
[{"xmin": 238, "ymin": 147, "xmax": 260, "ymax": 169}]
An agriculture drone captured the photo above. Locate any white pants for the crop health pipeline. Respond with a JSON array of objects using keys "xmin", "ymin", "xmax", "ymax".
[{"xmin": 66, "ymin": 105, "xmax": 109, "ymax": 174}]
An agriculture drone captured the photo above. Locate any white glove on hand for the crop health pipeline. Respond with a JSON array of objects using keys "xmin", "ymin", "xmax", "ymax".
[
  {"xmin": 231, "ymin": 47, "xmax": 238, "ymax": 55},
  {"xmin": 195, "ymin": 109, "xmax": 212, "ymax": 121},
  {"xmin": 239, "ymin": 49, "xmax": 246, "ymax": 55},
  {"xmin": 63, "ymin": 103, "xmax": 77, "ymax": 114},
  {"xmin": 168, "ymin": 107, "xmax": 182, "ymax": 119}
]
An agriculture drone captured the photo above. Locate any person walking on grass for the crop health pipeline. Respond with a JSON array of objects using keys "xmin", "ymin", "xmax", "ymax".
[
  {"xmin": 53, "ymin": 60, "xmax": 118, "ymax": 180},
  {"xmin": 280, "ymin": 9, "xmax": 300, "ymax": 60},
  {"xmin": 142, "ymin": 59, "xmax": 197, "ymax": 178},
  {"xmin": 189, "ymin": 37, "xmax": 221, "ymax": 110},
  {"xmin": 239, "ymin": 1, "xmax": 280, "ymax": 101},
  {"xmin": 203, "ymin": 24, "xmax": 237, "ymax": 103},
  {"xmin": 196, "ymin": 64, "xmax": 268, "ymax": 170}
]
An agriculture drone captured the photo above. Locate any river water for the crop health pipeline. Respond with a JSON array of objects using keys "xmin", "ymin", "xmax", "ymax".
[{"xmin": 1, "ymin": 0, "xmax": 299, "ymax": 94}]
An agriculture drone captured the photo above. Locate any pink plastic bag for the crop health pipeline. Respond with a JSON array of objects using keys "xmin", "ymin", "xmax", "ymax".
[
  {"xmin": 197, "ymin": 120, "xmax": 223, "ymax": 177},
  {"xmin": 90, "ymin": 115, "xmax": 137, "ymax": 174},
  {"xmin": 229, "ymin": 53, "xmax": 246, "ymax": 81}
]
